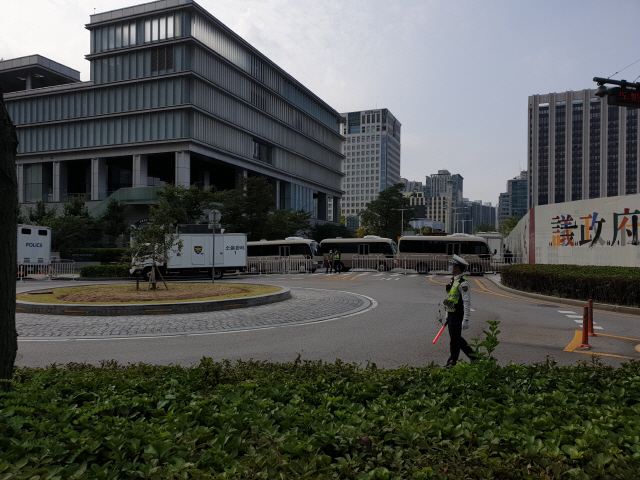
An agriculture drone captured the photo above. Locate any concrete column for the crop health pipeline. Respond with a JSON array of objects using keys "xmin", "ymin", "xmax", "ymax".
[
  {"xmin": 276, "ymin": 180, "xmax": 281, "ymax": 209},
  {"xmin": 16, "ymin": 164, "xmax": 24, "ymax": 203},
  {"xmin": 132, "ymin": 154, "xmax": 148, "ymax": 187},
  {"xmin": 52, "ymin": 161, "xmax": 68, "ymax": 202},
  {"xmin": 333, "ymin": 197, "xmax": 340, "ymax": 223},
  {"xmin": 317, "ymin": 192, "xmax": 327, "ymax": 221},
  {"xmin": 203, "ymin": 171, "xmax": 210, "ymax": 188},
  {"xmin": 175, "ymin": 151, "xmax": 191, "ymax": 186},
  {"xmin": 91, "ymin": 158, "xmax": 107, "ymax": 201}
]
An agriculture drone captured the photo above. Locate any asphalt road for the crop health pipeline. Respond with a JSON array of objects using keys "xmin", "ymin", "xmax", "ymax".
[{"xmin": 15, "ymin": 271, "xmax": 640, "ymax": 369}]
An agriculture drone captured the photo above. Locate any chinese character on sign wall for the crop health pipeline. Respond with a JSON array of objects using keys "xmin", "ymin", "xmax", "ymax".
[{"xmin": 612, "ymin": 209, "xmax": 640, "ymax": 246}]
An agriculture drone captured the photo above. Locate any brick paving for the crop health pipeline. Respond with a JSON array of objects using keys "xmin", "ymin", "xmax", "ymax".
[{"xmin": 17, "ymin": 288, "xmax": 372, "ymax": 340}]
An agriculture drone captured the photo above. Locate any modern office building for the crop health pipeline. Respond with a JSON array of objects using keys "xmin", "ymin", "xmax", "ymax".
[
  {"xmin": 336, "ymin": 108, "xmax": 401, "ymax": 225},
  {"xmin": 498, "ymin": 170, "xmax": 528, "ymax": 225},
  {"xmin": 400, "ymin": 178, "xmax": 423, "ymax": 193},
  {"xmin": 528, "ymin": 89, "xmax": 639, "ymax": 209},
  {"xmin": 2, "ymin": 0, "xmax": 345, "ymax": 224},
  {"xmin": 427, "ymin": 170, "xmax": 463, "ymax": 205},
  {"xmin": 468, "ymin": 199, "xmax": 496, "ymax": 232}
]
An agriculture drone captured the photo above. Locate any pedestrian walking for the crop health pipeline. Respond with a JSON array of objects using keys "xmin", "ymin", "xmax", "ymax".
[
  {"xmin": 325, "ymin": 249, "xmax": 334, "ymax": 274},
  {"xmin": 442, "ymin": 254, "xmax": 476, "ymax": 367}
]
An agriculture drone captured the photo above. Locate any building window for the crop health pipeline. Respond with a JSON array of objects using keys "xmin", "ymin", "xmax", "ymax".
[{"xmin": 252, "ymin": 139, "xmax": 272, "ymax": 164}]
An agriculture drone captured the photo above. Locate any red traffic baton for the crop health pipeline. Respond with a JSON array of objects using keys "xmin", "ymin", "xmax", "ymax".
[{"xmin": 432, "ymin": 320, "xmax": 449, "ymax": 344}]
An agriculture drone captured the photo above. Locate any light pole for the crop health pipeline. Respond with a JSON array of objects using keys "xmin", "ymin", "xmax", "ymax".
[
  {"xmin": 392, "ymin": 208, "xmax": 410, "ymax": 238},
  {"xmin": 210, "ymin": 210, "xmax": 220, "ymax": 283}
]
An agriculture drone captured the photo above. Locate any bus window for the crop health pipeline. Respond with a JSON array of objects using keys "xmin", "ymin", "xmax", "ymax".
[
  {"xmin": 310, "ymin": 242, "xmax": 321, "ymax": 256},
  {"xmin": 358, "ymin": 244, "xmax": 369, "ymax": 255},
  {"xmin": 400, "ymin": 240, "xmax": 422, "ymax": 253},
  {"xmin": 446, "ymin": 243, "xmax": 460, "ymax": 256},
  {"xmin": 377, "ymin": 242, "xmax": 394, "ymax": 255},
  {"xmin": 279, "ymin": 246, "xmax": 290, "ymax": 257}
]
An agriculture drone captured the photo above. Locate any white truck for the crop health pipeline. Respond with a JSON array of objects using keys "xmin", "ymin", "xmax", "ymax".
[
  {"xmin": 131, "ymin": 232, "xmax": 247, "ymax": 280},
  {"xmin": 17, "ymin": 224, "xmax": 52, "ymax": 276}
]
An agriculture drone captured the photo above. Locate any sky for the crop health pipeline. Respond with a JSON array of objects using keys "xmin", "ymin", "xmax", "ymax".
[{"xmin": 3, "ymin": 0, "xmax": 640, "ymax": 206}]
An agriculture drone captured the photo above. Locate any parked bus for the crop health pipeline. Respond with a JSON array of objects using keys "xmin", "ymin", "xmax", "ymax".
[
  {"xmin": 397, "ymin": 233, "xmax": 491, "ymax": 274},
  {"xmin": 246, "ymin": 237, "xmax": 323, "ymax": 273},
  {"xmin": 319, "ymin": 236, "xmax": 397, "ymax": 272}
]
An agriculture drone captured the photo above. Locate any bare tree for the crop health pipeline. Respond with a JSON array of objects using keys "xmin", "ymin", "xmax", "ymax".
[{"xmin": 0, "ymin": 90, "xmax": 18, "ymax": 392}]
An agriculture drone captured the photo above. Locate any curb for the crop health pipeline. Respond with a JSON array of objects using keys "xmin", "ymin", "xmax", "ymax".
[
  {"xmin": 16, "ymin": 286, "xmax": 291, "ymax": 316},
  {"xmin": 486, "ymin": 275, "xmax": 640, "ymax": 315}
]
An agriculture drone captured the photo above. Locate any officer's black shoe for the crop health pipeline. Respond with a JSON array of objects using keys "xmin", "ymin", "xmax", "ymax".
[{"xmin": 444, "ymin": 359, "xmax": 457, "ymax": 368}]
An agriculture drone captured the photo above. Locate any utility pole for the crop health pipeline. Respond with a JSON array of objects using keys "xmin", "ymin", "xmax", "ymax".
[{"xmin": 393, "ymin": 208, "xmax": 410, "ymax": 238}]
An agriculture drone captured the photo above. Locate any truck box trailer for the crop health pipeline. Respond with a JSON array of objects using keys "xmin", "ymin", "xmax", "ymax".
[{"xmin": 131, "ymin": 233, "xmax": 247, "ymax": 280}]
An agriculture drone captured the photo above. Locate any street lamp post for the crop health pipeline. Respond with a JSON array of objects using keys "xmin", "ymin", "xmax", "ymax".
[
  {"xmin": 392, "ymin": 208, "xmax": 410, "ymax": 238},
  {"xmin": 210, "ymin": 210, "xmax": 220, "ymax": 284}
]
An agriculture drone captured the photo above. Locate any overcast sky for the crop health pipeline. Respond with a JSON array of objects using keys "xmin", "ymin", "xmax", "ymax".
[{"xmin": 3, "ymin": 0, "xmax": 640, "ymax": 205}]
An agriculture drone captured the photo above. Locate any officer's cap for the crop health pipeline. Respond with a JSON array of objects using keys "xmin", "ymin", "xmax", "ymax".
[{"xmin": 450, "ymin": 254, "xmax": 469, "ymax": 268}]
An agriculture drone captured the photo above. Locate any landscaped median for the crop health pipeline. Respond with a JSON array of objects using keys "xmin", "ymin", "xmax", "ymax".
[
  {"xmin": 15, "ymin": 283, "xmax": 289, "ymax": 316},
  {"xmin": 2, "ymin": 356, "xmax": 640, "ymax": 478},
  {"xmin": 500, "ymin": 264, "xmax": 640, "ymax": 308}
]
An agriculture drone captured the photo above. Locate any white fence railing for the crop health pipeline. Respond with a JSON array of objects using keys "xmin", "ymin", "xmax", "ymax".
[
  {"xmin": 349, "ymin": 256, "xmax": 396, "ymax": 271},
  {"xmin": 17, "ymin": 258, "xmax": 76, "ymax": 281},
  {"xmin": 246, "ymin": 257, "xmax": 316, "ymax": 274},
  {"xmin": 391, "ymin": 254, "xmax": 528, "ymax": 275}
]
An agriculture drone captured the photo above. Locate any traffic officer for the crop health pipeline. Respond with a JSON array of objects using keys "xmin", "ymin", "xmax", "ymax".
[
  {"xmin": 443, "ymin": 254, "xmax": 476, "ymax": 367},
  {"xmin": 333, "ymin": 250, "xmax": 342, "ymax": 273}
]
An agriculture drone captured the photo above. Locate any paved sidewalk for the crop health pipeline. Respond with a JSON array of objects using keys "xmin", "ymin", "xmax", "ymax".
[{"xmin": 17, "ymin": 287, "xmax": 374, "ymax": 340}]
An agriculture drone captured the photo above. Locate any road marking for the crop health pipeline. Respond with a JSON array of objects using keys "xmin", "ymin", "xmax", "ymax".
[
  {"xmin": 373, "ymin": 273, "xmax": 384, "ymax": 276},
  {"xmin": 564, "ymin": 331, "xmax": 638, "ymax": 359},
  {"xmin": 557, "ymin": 310, "xmax": 575, "ymax": 313},
  {"xmin": 567, "ymin": 315, "xmax": 584, "ymax": 318}
]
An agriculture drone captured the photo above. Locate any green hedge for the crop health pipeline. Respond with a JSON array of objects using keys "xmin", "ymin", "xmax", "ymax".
[
  {"xmin": 63, "ymin": 248, "xmax": 129, "ymax": 263},
  {"xmin": 1, "ymin": 358, "xmax": 640, "ymax": 478},
  {"xmin": 501, "ymin": 264, "xmax": 640, "ymax": 307},
  {"xmin": 80, "ymin": 264, "xmax": 131, "ymax": 278}
]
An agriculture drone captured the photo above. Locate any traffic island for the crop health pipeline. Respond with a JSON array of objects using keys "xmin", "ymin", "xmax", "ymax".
[{"xmin": 16, "ymin": 283, "xmax": 290, "ymax": 316}]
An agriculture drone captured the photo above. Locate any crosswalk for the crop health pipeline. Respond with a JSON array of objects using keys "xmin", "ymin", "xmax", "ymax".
[
  {"xmin": 557, "ymin": 310, "xmax": 603, "ymax": 330},
  {"xmin": 253, "ymin": 271, "xmax": 422, "ymax": 281}
]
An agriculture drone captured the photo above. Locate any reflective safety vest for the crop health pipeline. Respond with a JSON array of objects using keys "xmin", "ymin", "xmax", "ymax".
[
  {"xmin": 443, "ymin": 275, "xmax": 468, "ymax": 313},
  {"xmin": 334, "ymin": 252, "xmax": 340, "ymax": 260}
]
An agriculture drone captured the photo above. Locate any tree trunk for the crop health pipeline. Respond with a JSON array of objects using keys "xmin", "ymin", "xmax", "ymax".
[{"xmin": 0, "ymin": 89, "xmax": 19, "ymax": 392}]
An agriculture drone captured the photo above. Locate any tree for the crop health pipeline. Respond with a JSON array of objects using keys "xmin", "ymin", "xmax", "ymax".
[
  {"xmin": 309, "ymin": 222, "xmax": 356, "ymax": 242},
  {"xmin": 49, "ymin": 198, "xmax": 102, "ymax": 253},
  {"xmin": 359, "ymin": 183, "xmax": 413, "ymax": 239},
  {"xmin": 261, "ymin": 209, "xmax": 311, "ymax": 240},
  {"xmin": 26, "ymin": 200, "xmax": 56, "ymax": 225},
  {"xmin": 498, "ymin": 216, "xmax": 520, "ymax": 236},
  {"xmin": 99, "ymin": 199, "xmax": 128, "ymax": 241},
  {"xmin": 150, "ymin": 183, "xmax": 217, "ymax": 229},
  {"xmin": 0, "ymin": 90, "xmax": 18, "ymax": 391},
  {"xmin": 130, "ymin": 223, "xmax": 180, "ymax": 290},
  {"xmin": 473, "ymin": 222, "xmax": 497, "ymax": 234},
  {"xmin": 213, "ymin": 176, "xmax": 275, "ymax": 241}
]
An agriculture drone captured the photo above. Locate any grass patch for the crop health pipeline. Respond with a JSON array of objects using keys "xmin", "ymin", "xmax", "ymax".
[{"xmin": 16, "ymin": 283, "xmax": 282, "ymax": 305}]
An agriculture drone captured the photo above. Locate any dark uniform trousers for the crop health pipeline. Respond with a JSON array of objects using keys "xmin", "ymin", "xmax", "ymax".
[{"xmin": 447, "ymin": 313, "xmax": 475, "ymax": 364}]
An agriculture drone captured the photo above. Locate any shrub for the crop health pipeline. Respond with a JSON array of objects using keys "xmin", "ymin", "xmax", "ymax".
[
  {"xmin": 80, "ymin": 264, "xmax": 130, "ymax": 278},
  {"xmin": 501, "ymin": 264, "xmax": 640, "ymax": 306},
  {"xmin": 62, "ymin": 248, "xmax": 129, "ymax": 263},
  {"xmin": 2, "ymin": 357, "xmax": 640, "ymax": 478}
]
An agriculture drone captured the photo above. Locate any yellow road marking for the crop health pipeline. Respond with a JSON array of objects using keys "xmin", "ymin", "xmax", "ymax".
[
  {"xmin": 145, "ymin": 308, "xmax": 172, "ymax": 312},
  {"xmin": 64, "ymin": 310, "xmax": 90, "ymax": 314},
  {"xmin": 564, "ymin": 330, "xmax": 639, "ymax": 359},
  {"xmin": 223, "ymin": 304, "xmax": 243, "ymax": 308},
  {"xmin": 594, "ymin": 333, "xmax": 640, "ymax": 342}
]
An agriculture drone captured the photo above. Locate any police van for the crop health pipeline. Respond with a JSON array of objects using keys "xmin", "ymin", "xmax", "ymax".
[{"xmin": 17, "ymin": 224, "xmax": 52, "ymax": 276}]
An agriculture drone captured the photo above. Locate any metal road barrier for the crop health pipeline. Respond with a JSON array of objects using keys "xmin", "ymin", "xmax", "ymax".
[
  {"xmin": 18, "ymin": 258, "xmax": 76, "ymax": 281},
  {"xmin": 246, "ymin": 257, "xmax": 316, "ymax": 275},
  {"xmin": 350, "ymin": 255, "xmax": 395, "ymax": 272}
]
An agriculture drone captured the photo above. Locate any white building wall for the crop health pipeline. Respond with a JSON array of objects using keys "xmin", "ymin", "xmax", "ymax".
[{"xmin": 505, "ymin": 193, "xmax": 640, "ymax": 266}]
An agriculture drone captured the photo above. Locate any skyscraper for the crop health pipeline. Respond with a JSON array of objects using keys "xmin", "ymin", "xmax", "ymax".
[
  {"xmin": 337, "ymin": 109, "xmax": 401, "ymax": 223},
  {"xmin": 498, "ymin": 170, "xmax": 528, "ymax": 225},
  {"xmin": 528, "ymin": 89, "xmax": 639, "ymax": 209}
]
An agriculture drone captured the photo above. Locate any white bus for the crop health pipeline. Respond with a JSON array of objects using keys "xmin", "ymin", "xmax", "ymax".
[
  {"xmin": 319, "ymin": 236, "xmax": 397, "ymax": 272},
  {"xmin": 246, "ymin": 237, "xmax": 323, "ymax": 273},
  {"xmin": 396, "ymin": 233, "xmax": 492, "ymax": 274}
]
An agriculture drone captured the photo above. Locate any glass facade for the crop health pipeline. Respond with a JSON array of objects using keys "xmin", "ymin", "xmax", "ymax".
[{"xmin": 529, "ymin": 90, "xmax": 640, "ymax": 207}]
